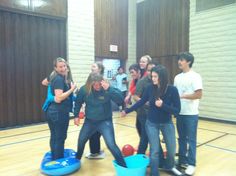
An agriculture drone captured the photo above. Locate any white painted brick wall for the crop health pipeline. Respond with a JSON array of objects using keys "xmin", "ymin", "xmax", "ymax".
[
  {"xmin": 68, "ymin": 0, "xmax": 136, "ymax": 86},
  {"xmin": 127, "ymin": 0, "xmax": 137, "ymax": 78},
  {"xmin": 190, "ymin": 1, "xmax": 236, "ymax": 121},
  {"xmin": 67, "ymin": 0, "xmax": 94, "ymax": 86}
]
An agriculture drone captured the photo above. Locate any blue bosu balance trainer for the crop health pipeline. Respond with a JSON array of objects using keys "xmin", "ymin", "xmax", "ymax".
[
  {"xmin": 113, "ymin": 154, "xmax": 149, "ymax": 176},
  {"xmin": 41, "ymin": 149, "xmax": 81, "ymax": 176}
]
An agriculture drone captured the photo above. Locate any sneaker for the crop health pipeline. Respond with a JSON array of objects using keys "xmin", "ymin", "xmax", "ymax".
[
  {"xmin": 170, "ymin": 167, "xmax": 183, "ymax": 176},
  {"xmin": 85, "ymin": 150, "xmax": 105, "ymax": 159},
  {"xmin": 178, "ymin": 163, "xmax": 188, "ymax": 169},
  {"xmin": 175, "ymin": 159, "xmax": 188, "ymax": 169},
  {"xmin": 185, "ymin": 165, "xmax": 195, "ymax": 175}
]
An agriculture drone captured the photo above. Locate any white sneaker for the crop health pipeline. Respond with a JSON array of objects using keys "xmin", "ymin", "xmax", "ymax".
[
  {"xmin": 185, "ymin": 165, "xmax": 195, "ymax": 175},
  {"xmin": 171, "ymin": 167, "xmax": 183, "ymax": 176},
  {"xmin": 85, "ymin": 150, "xmax": 105, "ymax": 159}
]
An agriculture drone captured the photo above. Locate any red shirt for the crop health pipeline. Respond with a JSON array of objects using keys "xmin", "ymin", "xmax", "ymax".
[
  {"xmin": 129, "ymin": 79, "xmax": 136, "ymax": 95},
  {"xmin": 129, "ymin": 71, "xmax": 148, "ymax": 95}
]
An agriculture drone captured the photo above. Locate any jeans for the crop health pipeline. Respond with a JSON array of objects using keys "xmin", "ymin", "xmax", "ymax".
[
  {"xmin": 136, "ymin": 112, "xmax": 148, "ymax": 154},
  {"xmin": 76, "ymin": 118, "xmax": 126, "ymax": 167},
  {"xmin": 46, "ymin": 108, "xmax": 69, "ymax": 160},
  {"xmin": 176, "ymin": 115, "xmax": 198, "ymax": 166},
  {"xmin": 89, "ymin": 132, "xmax": 101, "ymax": 154},
  {"xmin": 145, "ymin": 120, "xmax": 176, "ymax": 176}
]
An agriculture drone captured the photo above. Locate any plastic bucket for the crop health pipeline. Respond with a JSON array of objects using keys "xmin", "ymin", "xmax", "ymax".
[{"xmin": 113, "ymin": 154, "xmax": 149, "ymax": 176}]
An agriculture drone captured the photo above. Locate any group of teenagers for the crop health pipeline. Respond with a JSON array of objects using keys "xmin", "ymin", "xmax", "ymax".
[{"xmin": 42, "ymin": 51, "xmax": 203, "ymax": 176}]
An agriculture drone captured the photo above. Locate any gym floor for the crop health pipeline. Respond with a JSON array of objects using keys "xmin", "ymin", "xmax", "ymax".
[{"xmin": 0, "ymin": 112, "xmax": 236, "ymax": 176}]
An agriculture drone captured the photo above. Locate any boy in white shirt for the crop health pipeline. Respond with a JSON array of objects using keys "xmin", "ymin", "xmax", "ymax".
[{"xmin": 174, "ymin": 52, "xmax": 203, "ymax": 175}]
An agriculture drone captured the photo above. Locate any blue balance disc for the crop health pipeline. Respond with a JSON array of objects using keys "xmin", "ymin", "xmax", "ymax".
[{"xmin": 41, "ymin": 149, "xmax": 81, "ymax": 176}]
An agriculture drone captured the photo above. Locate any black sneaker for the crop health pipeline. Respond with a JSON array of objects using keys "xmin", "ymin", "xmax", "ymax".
[
  {"xmin": 175, "ymin": 159, "xmax": 188, "ymax": 169},
  {"xmin": 178, "ymin": 163, "xmax": 188, "ymax": 169}
]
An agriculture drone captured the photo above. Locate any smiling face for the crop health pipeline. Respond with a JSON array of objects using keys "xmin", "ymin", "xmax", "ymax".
[
  {"xmin": 139, "ymin": 56, "xmax": 149, "ymax": 69},
  {"xmin": 129, "ymin": 69, "xmax": 140, "ymax": 80},
  {"xmin": 55, "ymin": 61, "xmax": 67, "ymax": 76}
]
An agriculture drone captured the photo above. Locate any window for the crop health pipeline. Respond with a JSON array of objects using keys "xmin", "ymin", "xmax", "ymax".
[{"xmin": 196, "ymin": 0, "xmax": 236, "ymax": 12}]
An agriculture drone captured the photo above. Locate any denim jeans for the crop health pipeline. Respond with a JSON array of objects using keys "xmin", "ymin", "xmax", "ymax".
[
  {"xmin": 176, "ymin": 115, "xmax": 198, "ymax": 166},
  {"xmin": 145, "ymin": 120, "xmax": 176, "ymax": 176},
  {"xmin": 76, "ymin": 118, "xmax": 126, "ymax": 167},
  {"xmin": 46, "ymin": 108, "xmax": 69, "ymax": 160},
  {"xmin": 136, "ymin": 112, "xmax": 148, "ymax": 154}
]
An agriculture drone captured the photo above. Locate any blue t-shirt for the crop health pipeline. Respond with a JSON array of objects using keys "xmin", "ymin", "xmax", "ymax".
[{"xmin": 125, "ymin": 85, "xmax": 180, "ymax": 124}]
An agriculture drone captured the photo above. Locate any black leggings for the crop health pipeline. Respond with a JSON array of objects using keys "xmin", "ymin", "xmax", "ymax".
[
  {"xmin": 89, "ymin": 131, "xmax": 101, "ymax": 154},
  {"xmin": 136, "ymin": 116, "xmax": 142, "ymax": 137}
]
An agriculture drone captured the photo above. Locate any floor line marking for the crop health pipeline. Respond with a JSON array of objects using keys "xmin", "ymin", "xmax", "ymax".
[
  {"xmin": 197, "ymin": 133, "xmax": 228, "ymax": 147},
  {"xmin": 0, "ymin": 129, "xmax": 80, "ymax": 147}
]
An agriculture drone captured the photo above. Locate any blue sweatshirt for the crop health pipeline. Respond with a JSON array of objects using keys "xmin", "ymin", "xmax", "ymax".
[
  {"xmin": 125, "ymin": 85, "xmax": 180, "ymax": 124},
  {"xmin": 74, "ymin": 85, "xmax": 123, "ymax": 121}
]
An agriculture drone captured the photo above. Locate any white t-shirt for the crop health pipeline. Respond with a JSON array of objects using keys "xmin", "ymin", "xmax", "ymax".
[
  {"xmin": 116, "ymin": 73, "xmax": 128, "ymax": 92},
  {"xmin": 174, "ymin": 70, "xmax": 203, "ymax": 115}
]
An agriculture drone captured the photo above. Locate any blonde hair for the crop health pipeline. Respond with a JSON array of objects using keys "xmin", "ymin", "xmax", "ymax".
[
  {"xmin": 141, "ymin": 55, "xmax": 152, "ymax": 63},
  {"xmin": 53, "ymin": 57, "xmax": 66, "ymax": 67},
  {"xmin": 85, "ymin": 72, "xmax": 103, "ymax": 95}
]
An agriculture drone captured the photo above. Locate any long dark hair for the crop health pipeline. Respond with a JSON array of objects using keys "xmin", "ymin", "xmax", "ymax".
[{"xmin": 151, "ymin": 65, "xmax": 168, "ymax": 99}]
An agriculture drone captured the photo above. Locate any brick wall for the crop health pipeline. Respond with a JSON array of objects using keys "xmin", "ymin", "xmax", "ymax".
[
  {"xmin": 127, "ymin": 0, "xmax": 137, "ymax": 70},
  {"xmin": 190, "ymin": 1, "xmax": 236, "ymax": 121},
  {"xmin": 67, "ymin": 0, "xmax": 95, "ymax": 86}
]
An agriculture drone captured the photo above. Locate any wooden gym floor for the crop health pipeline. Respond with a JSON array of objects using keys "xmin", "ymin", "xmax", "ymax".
[{"xmin": 0, "ymin": 112, "xmax": 236, "ymax": 176}]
